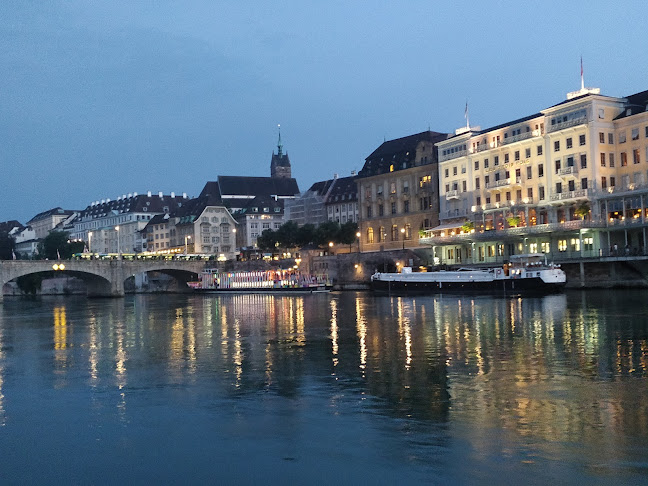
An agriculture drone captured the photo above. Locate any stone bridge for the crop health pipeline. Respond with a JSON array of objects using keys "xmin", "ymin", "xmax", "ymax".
[{"xmin": 0, "ymin": 260, "xmax": 208, "ymax": 301}]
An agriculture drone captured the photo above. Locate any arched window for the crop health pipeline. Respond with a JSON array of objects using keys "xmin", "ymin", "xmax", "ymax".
[{"xmin": 367, "ymin": 227, "xmax": 374, "ymax": 244}]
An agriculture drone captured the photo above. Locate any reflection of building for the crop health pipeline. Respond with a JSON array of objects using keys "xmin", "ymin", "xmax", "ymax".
[
  {"xmin": 357, "ymin": 131, "xmax": 449, "ymax": 252},
  {"xmin": 427, "ymin": 86, "xmax": 648, "ymax": 265}
]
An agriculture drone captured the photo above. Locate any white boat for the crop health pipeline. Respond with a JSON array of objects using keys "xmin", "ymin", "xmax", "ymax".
[{"xmin": 371, "ymin": 254, "xmax": 566, "ymax": 295}]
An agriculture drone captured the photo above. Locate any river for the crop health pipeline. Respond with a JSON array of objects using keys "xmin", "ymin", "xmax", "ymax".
[{"xmin": 0, "ymin": 291, "xmax": 646, "ymax": 484}]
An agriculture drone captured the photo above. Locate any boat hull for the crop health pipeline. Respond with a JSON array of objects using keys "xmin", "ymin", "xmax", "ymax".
[
  {"xmin": 371, "ymin": 277, "xmax": 565, "ymax": 296},
  {"xmin": 195, "ymin": 286, "xmax": 332, "ymax": 295}
]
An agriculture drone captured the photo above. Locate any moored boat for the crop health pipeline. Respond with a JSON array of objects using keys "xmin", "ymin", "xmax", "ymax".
[
  {"xmin": 195, "ymin": 268, "xmax": 332, "ymax": 294},
  {"xmin": 371, "ymin": 254, "xmax": 566, "ymax": 295}
]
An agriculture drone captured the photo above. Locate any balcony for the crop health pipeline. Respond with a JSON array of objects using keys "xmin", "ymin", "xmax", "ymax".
[
  {"xmin": 549, "ymin": 188, "xmax": 592, "ymax": 202},
  {"xmin": 443, "ymin": 208, "xmax": 469, "ymax": 218},
  {"xmin": 446, "ymin": 190, "xmax": 460, "ymax": 200},
  {"xmin": 440, "ymin": 149, "xmax": 468, "ymax": 162},
  {"xmin": 558, "ymin": 166, "xmax": 578, "ymax": 177},
  {"xmin": 485, "ymin": 176, "xmax": 522, "ymax": 190},
  {"xmin": 500, "ymin": 131, "xmax": 536, "ymax": 146},
  {"xmin": 548, "ymin": 117, "xmax": 587, "ymax": 133}
]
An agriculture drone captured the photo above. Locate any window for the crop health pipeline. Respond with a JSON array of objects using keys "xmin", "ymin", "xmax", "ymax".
[
  {"xmin": 581, "ymin": 178, "xmax": 588, "ymax": 190},
  {"xmin": 619, "ymin": 131, "xmax": 626, "ymax": 143},
  {"xmin": 609, "ymin": 153, "xmax": 615, "ymax": 167},
  {"xmin": 632, "ymin": 128, "xmax": 639, "ymax": 140},
  {"xmin": 391, "ymin": 202, "xmax": 396, "ymax": 215},
  {"xmin": 389, "ymin": 164, "xmax": 394, "ymax": 172},
  {"xmin": 556, "ymin": 182, "xmax": 562, "ymax": 193},
  {"xmin": 646, "ymin": 126, "xmax": 648, "ymax": 138},
  {"xmin": 515, "ymin": 150, "xmax": 520, "ymax": 161},
  {"xmin": 485, "ymin": 158, "xmax": 490, "ymax": 168},
  {"xmin": 495, "ymin": 193, "xmax": 501, "ymax": 202},
  {"xmin": 516, "ymin": 189, "xmax": 521, "ymax": 200},
  {"xmin": 527, "ymin": 187, "xmax": 533, "ymax": 199},
  {"xmin": 621, "ymin": 152, "xmax": 628, "ymax": 166},
  {"xmin": 494, "ymin": 156, "xmax": 499, "ymax": 166},
  {"xmin": 461, "ymin": 165, "xmax": 466, "ymax": 174},
  {"xmin": 403, "ymin": 199, "xmax": 410, "ymax": 213},
  {"xmin": 599, "ymin": 132, "xmax": 605, "ymax": 143},
  {"xmin": 377, "ymin": 184, "xmax": 383, "ymax": 195},
  {"xmin": 566, "ymin": 138, "xmax": 573, "ymax": 149},
  {"xmin": 390, "ymin": 182, "xmax": 396, "ymax": 194},
  {"xmin": 538, "ymin": 164, "xmax": 544, "ymax": 177},
  {"xmin": 366, "ymin": 206, "xmax": 372, "ymax": 218},
  {"xmin": 537, "ymin": 145, "xmax": 543, "ymax": 156},
  {"xmin": 599, "ymin": 109, "xmax": 605, "ymax": 119},
  {"xmin": 495, "ymin": 172, "xmax": 501, "ymax": 182},
  {"xmin": 580, "ymin": 154, "xmax": 587, "ymax": 168},
  {"xmin": 476, "ymin": 196, "xmax": 481, "ymax": 205},
  {"xmin": 367, "ymin": 228, "xmax": 374, "ymax": 244},
  {"xmin": 391, "ymin": 225, "xmax": 398, "ymax": 241},
  {"xmin": 601, "ymin": 176, "xmax": 607, "ymax": 189},
  {"xmin": 608, "ymin": 133, "xmax": 614, "ymax": 144},
  {"xmin": 504, "ymin": 153, "xmax": 509, "ymax": 163},
  {"xmin": 405, "ymin": 224, "xmax": 411, "ymax": 240},
  {"xmin": 554, "ymin": 140, "xmax": 560, "ymax": 152},
  {"xmin": 633, "ymin": 148, "xmax": 641, "ymax": 164},
  {"xmin": 525, "ymin": 148, "xmax": 531, "ymax": 158},
  {"xmin": 539, "ymin": 186, "xmax": 545, "ymax": 200},
  {"xmin": 475, "ymin": 160, "xmax": 479, "ymax": 170},
  {"xmin": 527, "ymin": 166, "xmax": 532, "ymax": 179},
  {"xmin": 568, "ymin": 180, "xmax": 575, "ymax": 192},
  {"xmin": 485, "ymin": 175, "xmax": 490, "ymax": 185},
  {"xmin": 445, "ymin": 184, "xmax": 450, "ymax": 192},
  {"xmin": 461, "ymin": 181, "xmax": 466, "ymax": 192},
  {"xmin": 475, "ymin": 177, "xmax": 480, "ymax": 189},
  {"xmin": 378, "ymin": 204, "xmax": 384, "ymax": 216},
  {"xmin": 579, "ymin": 134, "xmax": 586, "ymax": 146},
  {"xmin": 555, "ymin": 160, "xmax": 561, "ymax": 173},
  {"xmin": 378, "ymin": 226, "xmax": 384, "ymax": 242},
  {"xmin": 445, "ymin": 168, "xmax": 449, "ymax": 178},
  {"xmin": 403, "ymin": 181, "xmax": 409, "ymax": 193},
  {"xmin": 600, "ymin": 153, "xmax": 606, "ymax": 167},
  {"xmin": 610, "ymin": 176, "xmax": 616, "ymax": 187},
  {"xmin": 558, "ymin": 240, "xmax": 567, "ymax": 252}
]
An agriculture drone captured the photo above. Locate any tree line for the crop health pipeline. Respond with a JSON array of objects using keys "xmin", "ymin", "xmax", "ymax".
[
  {"xmin": 0, "ymin": 231, "xmax": 84, "ymax": 260},
  {"xmin": 255, "ymin": 221, "xmax": 359, "ymax": 251}
]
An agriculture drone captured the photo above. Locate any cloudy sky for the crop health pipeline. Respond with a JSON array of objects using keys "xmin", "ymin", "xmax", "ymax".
[{"xmin": 1, "ymin": 1, "xmax": 647, "ymax": 222}]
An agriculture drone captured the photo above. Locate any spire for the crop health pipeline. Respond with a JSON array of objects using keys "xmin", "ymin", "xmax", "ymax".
[{"xmin": 277, "ymin": 124, "xmax": 283, "ymax": 157}]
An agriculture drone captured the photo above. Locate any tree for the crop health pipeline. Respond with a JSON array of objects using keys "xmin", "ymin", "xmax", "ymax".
[
  {"xmin": 275, "ymin": 220, "xmax": 299, "ymax": 248},
  {"xmin": 461, "ymin": 221, "xmax": 474, "ymax": 233},
  {"xmin": 314, "ymin": 221, "xmax": 341, "ymax": 247},
  {"xmin": 338, "ymin": 221, "xmax": 359, "ymax": 245},
  {"xmin": 37, "ymin": 231, "xmax": 84, "ymax": 260},
  {"xmin": 506, "ymin": 216, "xmax": 521, "ymax": 228},
  {"xmin": 0, "ymin": 231, "xmax": 15, "ymax": 260},
  {"xmin": 296, "ymin": 224, "xmax": 316, "ymax": 247},
  {"xmin": 256, "ymin": 229, "xmax": 277, "ymax": 252},
  {"xmin": 575, "ymin": 201, "xmax": 590, "ymax": 220}
]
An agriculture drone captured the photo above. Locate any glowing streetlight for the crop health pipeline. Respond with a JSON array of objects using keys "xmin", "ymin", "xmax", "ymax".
[
  {"xmin": 88, "ymin": 231, "xmax": 92, "ymax": 253},
  {"xmin": 185, "ymin": 234, "xmax": 191, "ymax": 255},
  {"xmin": 401, "ymin": 227, "xmax": 406, "ymax": 250},
  {"xmin": 115, "ymin": 226, "xmax": 120, "ymax": 258}
]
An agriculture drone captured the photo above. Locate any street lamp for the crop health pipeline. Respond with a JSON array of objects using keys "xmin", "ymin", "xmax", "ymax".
[
  {"xmin": 115, "ymin": 226, "xmax": 120, "ymax": 258},
  {"xmin": 185, "ymin": 234, "xmax": 191, "ymax": 255},
  {"xmin": 356, "ymin": 231, "xmax": 361, "ymax": 253},
  {"xmin": 401, "ymin": 227, "xmax": 405, "ymax": 250},
  {"xmin": 88, "ymin": 231, "xmax": 92, "ymax": 253},
  {"xmin": 232, "ymin": 228, "xmax": 237, "ymax": 252}
]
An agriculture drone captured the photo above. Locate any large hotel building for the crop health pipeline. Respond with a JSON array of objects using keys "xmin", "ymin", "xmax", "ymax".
[{"xmin": 423, "ymin": 86, "xmax": 648, "ymax": 265}]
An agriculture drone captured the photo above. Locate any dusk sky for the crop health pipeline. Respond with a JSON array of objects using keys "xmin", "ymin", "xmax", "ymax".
[{"xmin": 2, "ymin": 1, "xmax": 647, "ymax": 223}]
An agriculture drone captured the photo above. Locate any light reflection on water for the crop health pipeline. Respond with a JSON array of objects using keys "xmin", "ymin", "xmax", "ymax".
[{"xmin": 0, "ymin": 291, "xmax": 646, "ymax": 484}]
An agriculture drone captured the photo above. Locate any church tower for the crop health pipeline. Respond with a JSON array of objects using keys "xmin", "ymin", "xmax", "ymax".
[{"xmin": 270, "ymin": 125, "xmax": 292, "ymax": 179}]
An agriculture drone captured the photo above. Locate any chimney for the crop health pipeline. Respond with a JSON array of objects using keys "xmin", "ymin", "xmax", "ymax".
[
  {"xmin": 147, "ymin": 191, "xmax": 152, "ymax": 197},
  {"xmin": 183, "ymin": 192, "xmax": 187, "ymax": 198},
  {"xmin": 333, "ymin": 173, "xmax": 338, "ymax": 179},
  {"xmin": 351, "ymin": 170, "xmax": 357, "ymax": 176},
  {"xmin": 128, "ymin": 193, "xmax": 132, "ymax": 198},
  {"xmin": 171, "ymin": 192, "xmax": 175, "ymax": 198},
  {"xmin": 158, "ymin": 191, "xmax": 163, "ymax": 198}
]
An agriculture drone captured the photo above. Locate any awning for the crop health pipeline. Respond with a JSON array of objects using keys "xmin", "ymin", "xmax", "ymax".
[{"xmin": 428, "ymin": 222, "xmax": 465, "ymax": 232}]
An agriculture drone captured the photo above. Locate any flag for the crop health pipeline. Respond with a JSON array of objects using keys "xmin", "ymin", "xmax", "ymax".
[
  {"xmin": 57, "ymin": 249, "xmax": 61, "ymax": 260},
  {"xmin": 12, "ymin": 250, "xmax": 16, "ymax": 260},
  {"xmin": 464, "ymin": 101, "xmax": 468, "ymax": 119},
  {"xmin": 580, "ymin": 56, "xmax": 583, "ymax": 77}
]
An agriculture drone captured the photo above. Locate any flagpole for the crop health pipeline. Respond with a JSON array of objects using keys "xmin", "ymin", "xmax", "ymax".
[{"xmin": 580, "ymin": 56, "xmax": 584, "ymax": 91}]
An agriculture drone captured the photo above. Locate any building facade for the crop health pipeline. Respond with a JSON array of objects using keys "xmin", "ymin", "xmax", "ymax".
[
  {"xmin": 27, "ymin": 208, "xmax": 77, "ymax": 240},
  {"xmin": 427, "ymin": 87, "xmax": 648, "ymax": 265},
  {"xmin": 356, "ymin": 130, "xmax": 448, "ymax": 252}
]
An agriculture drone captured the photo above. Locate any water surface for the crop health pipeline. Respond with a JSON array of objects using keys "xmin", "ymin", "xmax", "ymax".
[{"xmin": 0, "ymin": 291, "xmax": 647, "ymax": 484}]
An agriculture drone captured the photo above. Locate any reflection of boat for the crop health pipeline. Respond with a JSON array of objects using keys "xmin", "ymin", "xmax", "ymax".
[
  {"xmin": 195, "ymin": 269, "xmax": 332, "ymax": 294},
  {"xmin": 371, "ymin": 254, "xmax": 566, "ymax": 295}
]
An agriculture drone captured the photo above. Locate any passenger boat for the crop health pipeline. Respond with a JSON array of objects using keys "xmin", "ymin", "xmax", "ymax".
[
  {"xmin": 371, "ymin": 254, "xmax": 566, "ymax": 295},
  {"xmin": 194, "ymin": 268, "xmax": 332, "ymax": 294}
]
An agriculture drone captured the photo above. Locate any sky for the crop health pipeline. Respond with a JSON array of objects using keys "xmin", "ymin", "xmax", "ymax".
[{"xmin": 1, "ymin": 0, "xmax": 647, "ymax": 223}]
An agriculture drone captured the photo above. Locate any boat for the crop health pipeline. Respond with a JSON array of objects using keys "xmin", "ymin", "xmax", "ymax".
[
  {"xmin": 371, "ymin": 254, "xmax": 566, "ymax": 295},
  {"xmin": 194, "ymin": 268, "xmax": 332, "ymax": 294}
]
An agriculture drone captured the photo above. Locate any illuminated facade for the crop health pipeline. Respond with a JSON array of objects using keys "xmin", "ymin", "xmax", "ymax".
[
  {"xmin": 357, "ymin": 130, "xmax": 449, "ymax": 252},
  {"xmin": 427, "ymin": 87, "xmax": 648, "ymax": 264}
]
